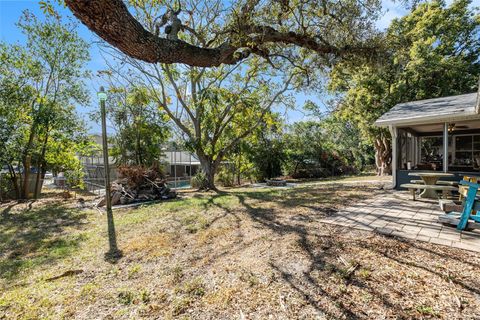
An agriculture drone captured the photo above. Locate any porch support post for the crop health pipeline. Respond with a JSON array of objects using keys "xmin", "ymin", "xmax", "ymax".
[
  {"xmin": 389, "ymin": 125, "xmax": 398, "ymax": 188},
  {"xmin": 443, "ymin": 122, "xmax": 448, "ymax": 173}
]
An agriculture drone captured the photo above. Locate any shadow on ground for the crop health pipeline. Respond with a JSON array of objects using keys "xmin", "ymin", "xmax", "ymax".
[
  {"xmin": 194, "ymin": 185, "xmax": 480, "ymax": 318},
  {"xmin": 0, "ymin": 202, "xmax": 88, "ymax": 281}
]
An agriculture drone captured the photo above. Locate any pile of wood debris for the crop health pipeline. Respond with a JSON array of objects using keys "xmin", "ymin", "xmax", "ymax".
[{"xmin": 97, "ymin": 165, "xmax": 176, "ymax": 207}]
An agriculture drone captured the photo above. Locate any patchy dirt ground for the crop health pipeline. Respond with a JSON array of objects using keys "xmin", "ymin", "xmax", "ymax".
[{"xmin": 1, "ymin": 177, "xmax": 480, "ymax": 319}]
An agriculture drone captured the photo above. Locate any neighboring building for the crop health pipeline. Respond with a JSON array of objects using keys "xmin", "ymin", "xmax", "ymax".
[
  {"xmin": 375, "ymin": 89, "xmax": 480, "ymax": 188},
  {"xmin": 160, "ymin": 149, "xmax": 201, "ymax": 188},
  {"xmin": 78, "ymin": 135, "xmax": 200, "ymax": 189}
]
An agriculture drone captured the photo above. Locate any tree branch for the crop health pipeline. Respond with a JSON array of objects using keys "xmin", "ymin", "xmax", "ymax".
[
  {"xmin": 65, "ymin": 0, "xmax": 243, "ymax": 67},
  {"xmin": 65, "ymin": 0, "xmax": 377, "ymax": 67}
]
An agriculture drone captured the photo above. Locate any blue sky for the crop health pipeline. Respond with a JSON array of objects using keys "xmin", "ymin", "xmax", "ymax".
[{"xmin": 0, "ymin": 0, "xmax": 470, "ymax": 133}]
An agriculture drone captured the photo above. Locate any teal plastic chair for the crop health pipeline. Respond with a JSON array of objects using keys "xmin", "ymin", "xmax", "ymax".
[{"xmin": 449, "ymin": 180, "xmax": 480, "ymax": 230}]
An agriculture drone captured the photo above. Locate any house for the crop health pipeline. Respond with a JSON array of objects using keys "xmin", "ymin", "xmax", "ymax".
[
  {"xmin": 375, "ymin": 87, "xmax": 480, "ymax": 189},
  {"xmin": 78, "ymin": 135, "xmax": 201, "ymax": 190},
  {"xmin": 160, "ymin": 149, "xmax": 200, "ymax": 188}
]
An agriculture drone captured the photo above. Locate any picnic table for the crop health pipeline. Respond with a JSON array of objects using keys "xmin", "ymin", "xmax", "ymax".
[{"xmin": 407, "ymin": 172, "xmax": 455, "ymax": 199}]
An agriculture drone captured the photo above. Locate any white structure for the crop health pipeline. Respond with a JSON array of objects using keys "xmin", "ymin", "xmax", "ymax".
[
  {"xmin": 160, "ymin": 149, "xmax": 201, "ymax": 188},
  {"xmin": 375, "ymin": 89, "xmax": 480, "ymax": 188}
]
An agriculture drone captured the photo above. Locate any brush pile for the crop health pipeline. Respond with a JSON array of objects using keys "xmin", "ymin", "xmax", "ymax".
[{"xmin": 97, "ymin": 165, "xmax": 176, "ymax": 207}]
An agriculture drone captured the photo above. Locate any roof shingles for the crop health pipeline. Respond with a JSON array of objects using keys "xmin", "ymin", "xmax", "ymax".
[{"xmin": 375, "ymin": 93, "xmax": 479, "ymax": 126}]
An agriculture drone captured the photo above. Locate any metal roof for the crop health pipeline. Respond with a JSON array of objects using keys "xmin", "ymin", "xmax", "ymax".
[{"xmin": 375, "ymin": 92, "xmax": 480, "ymax": 126}]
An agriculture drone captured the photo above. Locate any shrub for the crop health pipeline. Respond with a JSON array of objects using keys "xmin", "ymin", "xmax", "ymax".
[
  {"xmin": 191, "ymin": 171, "xmax": 207, "ymax": 189},
  {"xmin": 216, "ymin": 167, "xmax": 235, "ymax": 187},
  {"xmin": 64, "ymin": 163, "xmax": 85, "ymax": 189}
]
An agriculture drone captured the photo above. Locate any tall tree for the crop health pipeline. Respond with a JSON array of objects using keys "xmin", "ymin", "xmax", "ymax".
[
  {"xmin": 100, "ymin": 1, "xmax": 297, "ymax": 190},
  {"xmin": 283, "ymin": 121, "xmax": 334, "ymax": 177},
  {"xmin": 0, "ymin": 10, "xmax": 91, "ymax": 198},
  {"xmin": 328, "ymin": 0, "xmax": 480, "ymax": 174},
  {"xmin": 93, "ymin": 83, "xmax": 171, "ymax": 166},
  {"xmin": 242, "ymin": 119, "xmax": 286, "ymax": 181}
]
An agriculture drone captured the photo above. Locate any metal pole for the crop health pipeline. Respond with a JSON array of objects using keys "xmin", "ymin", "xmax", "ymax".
[
  {"xmin": 443, "ymin": 122, "xmax": 449, "ymax": 173},
  {"xmin": 100, "ymin": 88, "xmax": 120, "ymax": 259},
  {"xmin": 174, "ymin": 147, "xmax": 177, "ymax": 188},
  {"xmin": 389, "ymin": 125, "xmax": 398, "ymax": 188}
]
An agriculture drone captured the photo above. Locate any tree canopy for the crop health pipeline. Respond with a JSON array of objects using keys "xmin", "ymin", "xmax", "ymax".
[
  {"xmin": 64, "ymin": 0, "xmax": 382, "ymax": 68},
  {"xmin": 97, "ymin": 0, "xmax": 300, "ymax": 190},
  {"xmin": 328, "ymin": 0, "xmax": 480, "ymax": 174},
  {"xmin": 0, "ymin": 11, "xmax": 91, "ymax": 198}
]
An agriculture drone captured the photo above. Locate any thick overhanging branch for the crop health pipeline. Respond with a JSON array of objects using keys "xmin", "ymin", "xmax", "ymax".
[
  {"xmin": 65, "ymin": 0, "xmax": 376, "ymax": 67},
  {"xmin": 65, "ymin": 0, "xmax": 242, "ymax": 67},
  {"xmin": 245, "ymin": 25, "xmax": 375, "ymax": 56}
]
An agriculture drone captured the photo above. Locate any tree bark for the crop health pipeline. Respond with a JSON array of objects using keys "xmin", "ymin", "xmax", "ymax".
[
  {"xmin": 64, "ymin": 0, "xmax": 240, "ymax": 67},
  {"xmin": 7, "ymin": 164, "xmax": 19, "ymax": 200},
  {"xmin": 22, "ymin": 155, "xmax": 32, "ymax": 199},
  {"xmin": 64, "ymin": 0, "xmax": 376, "ymax": 68},
  {"xmin": 198, "ymin": 156, "xmax": 219, "ymax": 191},
  {"xmin": 237, "ymin": 154, "xmax": 241, "ymax": 186},
  {"xmin": 374, "ymin": 137, "xmax": 392, "ymax": 176},
  {"xmin": 34, "ymin": 131, "xmax": 49, "ymax": 199}
]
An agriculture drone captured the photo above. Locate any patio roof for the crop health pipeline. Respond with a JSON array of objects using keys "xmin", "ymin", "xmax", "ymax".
[{"xmin": 375, "ymin": 92, "xmax": 480, "ymax": 127}]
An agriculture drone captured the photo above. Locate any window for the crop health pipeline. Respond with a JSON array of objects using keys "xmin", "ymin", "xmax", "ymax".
[
  {"xmin": 453, "ymin": 135, "xmax": 480, "ymax": 167},
  {"xmin": 420, "ymin": 136, "xmax": 443, "ymax": 163}
]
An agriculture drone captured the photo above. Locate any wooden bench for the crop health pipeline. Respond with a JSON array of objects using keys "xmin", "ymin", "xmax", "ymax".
[
  {"xmin": 410, "ymin": 180, "xmax": 458, "ymax": 186},
  {"xmin": 400, "ymin": 183, "xmax": 457, "ymax": 201},
  {"xmin": 438, "ymin": 180, "xmax": 480, "ymax": 230}
]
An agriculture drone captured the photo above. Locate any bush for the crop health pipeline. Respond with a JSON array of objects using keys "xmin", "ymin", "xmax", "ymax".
[
  {"xmin": 291, "ymin": 168, "xmax": 329, "ymax": 179},
  {"xmin": 216, "ymin": 167, "xmax": 235, "ymax": 187},
  {"xmin": 0, "ymin": 173, "xmax": 15, "ymax": 201},
  {"xmin": 191, "ymin": 171, "xmax": 207, "ymax": 189},
  {"xmin": 337, "ymin": 165, "xmax": 358, "ymax": 176},
  {"xmin": 64, "ymin": 163, "xmax": 85, "ymax": 189}
]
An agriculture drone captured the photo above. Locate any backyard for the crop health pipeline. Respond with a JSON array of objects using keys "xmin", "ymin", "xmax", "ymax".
[
  {"xmin": 1, "ymin": 1, "xmax": 480, "ymax": 319},
  {"xmin": 1, "ymin": 176, "xmax": 480, "ymax": 319}
]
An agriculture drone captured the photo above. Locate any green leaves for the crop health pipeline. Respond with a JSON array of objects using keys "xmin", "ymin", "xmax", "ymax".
[
  {"xmin": 101, "ymin": 85, "xmax": 171, "ymax": 166},
  {"xmin": 327, "ymin": 0, "xmax": 480, "ymax": 172},
  {"xmin": 0, "ymin": 8, "xmax": 91, "ymax": 189},
  {"xmin": 39, "ymin": 1, "xmax": 58, "ymax": 18}
]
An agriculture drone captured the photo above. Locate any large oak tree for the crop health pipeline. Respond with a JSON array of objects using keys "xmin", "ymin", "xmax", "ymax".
[
  {"xmin": 65, "ymin": 0, "xmax": 382, "ymax": 68},
  {"xmin": 65, "ymin": 0, "xmax": 383, "ymax": 190}
]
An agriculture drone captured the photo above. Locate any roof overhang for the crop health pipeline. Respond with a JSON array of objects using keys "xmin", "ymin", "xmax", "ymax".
[
  {"xmin": 375, "ymin": 111, "xmax": 480, "ymax": 127},
  {"xmin": 375, "ymin": 92, "xmax": 480, "ymax": 127}
]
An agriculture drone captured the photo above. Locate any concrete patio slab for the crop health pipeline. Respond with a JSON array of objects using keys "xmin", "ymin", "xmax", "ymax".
[{"xmin": 321, "ymin": 190, "xmax": 480, "ymax": 252}]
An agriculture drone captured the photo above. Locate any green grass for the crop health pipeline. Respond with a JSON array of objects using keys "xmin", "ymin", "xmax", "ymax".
[
  {"xmin": 0, "ymin": 203, "xmax": 91, "ymax": 281},
  {"xmin": 0, "ymin": 176, "xmax": 402, "ymax": 319}
]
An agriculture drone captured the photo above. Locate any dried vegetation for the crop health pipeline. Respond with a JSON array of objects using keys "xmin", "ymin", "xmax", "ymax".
[{"xmin": 1, "ymin": 177, "xmax": 479, "ymax": 319}]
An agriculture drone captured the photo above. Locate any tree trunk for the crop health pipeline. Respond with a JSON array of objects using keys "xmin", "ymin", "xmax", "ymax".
[
  {"xmin": 198, "ymin": 156, "xmax": 218, "ymax": 191},
  {"xmin": 293, "ymin": 161, "xmax": 300, "ymax": 175},
  {"xmin": 22, "ymin": 155, "xmax": 32, "ymax": 199},
  {"xmin": 22, "ymin": 118, "xmax": 39, "ymax": 199},
  {"xmin": 7, "ymin": 164, "xmax": 20, "ymax": 199},
  {"xmin": 34, "ymin": 131, "xmax": 49, "ymax": 199},
  {"xmin": 374, "ymin": 137, "xmax": 392, "ymax": 176},
  {"xmin": 237, "ymin": 155, "xmax": 241, "ymax": 185}
]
